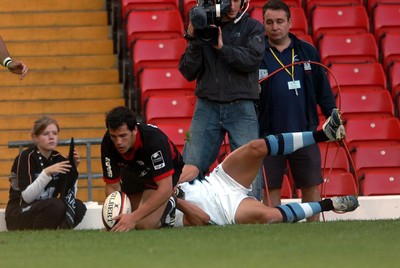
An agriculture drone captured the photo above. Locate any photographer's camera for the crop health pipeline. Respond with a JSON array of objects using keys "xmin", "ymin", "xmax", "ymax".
[{"xmin": 189, "ymin": 0, "xmax": 231, "ymax": 45}]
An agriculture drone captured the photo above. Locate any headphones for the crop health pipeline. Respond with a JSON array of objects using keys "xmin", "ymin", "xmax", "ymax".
[{"xmin": 241, "ymin": 0, "xmax": 250, "ymax": 9}]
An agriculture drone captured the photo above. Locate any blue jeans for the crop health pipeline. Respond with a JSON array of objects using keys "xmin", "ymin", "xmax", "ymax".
[{"xmin": 183, "ymin": 98, "xmax": 263, "ymax": 200}]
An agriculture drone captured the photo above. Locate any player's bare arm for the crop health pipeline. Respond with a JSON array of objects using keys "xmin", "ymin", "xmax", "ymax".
[
  {"xmin": 178, "ymin": 164, "xmax": 200, "ymax": 183},
  {"xmin": 105, "ymin": 182, "xmax": 121, "ymax": 197},
  {"xmin": 0, "ymin": 36, "xmax": 28, "ymax": 79},
  {"xmin": 112, "ymin": 176, "xmax": 173, "ymax": 231}
]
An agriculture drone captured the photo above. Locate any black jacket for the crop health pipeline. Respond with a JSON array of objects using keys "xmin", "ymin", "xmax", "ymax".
[{"xmin": 179, "ymin": 13, "xmax": 265, "ymax": 102}]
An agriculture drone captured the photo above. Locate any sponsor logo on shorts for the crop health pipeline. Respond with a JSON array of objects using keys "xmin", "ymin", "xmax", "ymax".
[{"xmin": 151, "ymin": 151, "xmax": 165, "ymax": 170}]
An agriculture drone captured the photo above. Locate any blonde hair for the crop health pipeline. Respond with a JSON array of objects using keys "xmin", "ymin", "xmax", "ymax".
[{"xmin": 31, "ymin": 116, "xmax": 60, "ymax": 138}]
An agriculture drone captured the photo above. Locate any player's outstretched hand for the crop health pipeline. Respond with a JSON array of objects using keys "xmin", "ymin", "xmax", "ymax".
[
  {"xmin": 178, "ymin": 164, "xmax": 200, "ymax": 184},
  {"xmin": 111, "ymin": 213, "xmax": 136, "ymax": 232},
  {"xmin": 8, "ymin": 60, "xmax": 28, "ymax": 80}
]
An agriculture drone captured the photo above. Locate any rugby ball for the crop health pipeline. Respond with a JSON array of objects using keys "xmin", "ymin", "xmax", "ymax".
[{"xmin": 102, "ymin": 191, "xmax": 132, "ymax": 230}]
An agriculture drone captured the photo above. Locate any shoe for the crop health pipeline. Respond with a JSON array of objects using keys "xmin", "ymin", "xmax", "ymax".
[
  {"xmin": 175, "ymin": 186, "xmax": 185, "ymax": 199},
  {"xmin": 322, "ymin": 108, "xmax": 346, "ymax": 142},
  {"xmin": 161, "ymin": 196, "xmax": 177, "ymax": 228},
  {"xmin": 331, "ymin": 195, "xmax": 359, "ymax": 212}
]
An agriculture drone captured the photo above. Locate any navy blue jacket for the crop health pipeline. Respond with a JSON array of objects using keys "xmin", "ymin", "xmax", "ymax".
[{"xmin": 258, "ymin": 33, "xmax": 336, "ymax": 136}]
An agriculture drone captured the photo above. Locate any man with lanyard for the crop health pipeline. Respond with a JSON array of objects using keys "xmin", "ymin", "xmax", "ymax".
[
  {"xmin": 101, "ymin": 106, "xmax": 184, "ymax": 231},
  {"xmin": 258, "ymin": 0, "xmax": 336, "ymax": 221}
]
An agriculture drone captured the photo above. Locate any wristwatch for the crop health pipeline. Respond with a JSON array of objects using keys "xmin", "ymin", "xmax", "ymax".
[{"xmin": 184, "ymin": 30, "xmax": 195, "ymax": 41}]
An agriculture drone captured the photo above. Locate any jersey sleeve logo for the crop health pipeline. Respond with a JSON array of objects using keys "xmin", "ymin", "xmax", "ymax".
[
  {"xmin": 105, "ymin": 157, "xmax": 113, "ymax": 177},
  {"xmin": 151, "ymin": 151, "xmax": 165, "ymax": 170}
]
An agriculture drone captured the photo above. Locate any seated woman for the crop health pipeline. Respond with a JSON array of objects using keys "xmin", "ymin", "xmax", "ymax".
[{"xmin": 5, "ymin": 116, "xmax": 86, "ymax": 230}]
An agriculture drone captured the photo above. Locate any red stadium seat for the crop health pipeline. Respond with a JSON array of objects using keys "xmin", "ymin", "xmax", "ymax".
[
  {"xmin": 125, "ymin": 9, "xmax": 184, "ymax": 48},
  {"xmin": 319, "ymin": 143, "xmax": 350, "ymax": 174},
  {"xmin": 337, "ymin": 90, "xmax": 394, "ymax": 121},
  {"xmin": 296, "ymin": 34, "xmax": 315, "ymax": 46},
  {"xmin": 251, "ymin": 0, "xmax": 302, "ymax": 8},
  {"xmin": 373, "ymin": 4, "xmax": 400, "ymax": 43},
  {"xmin": 388, "ymin": 61, "xmax": 400, "ymax": 113},
  {"xmin": 350, "ymin": 144, "xmax": 400, "ymax": 176},
  {"xmin": 381, "ymin": 33, "xmax": 400, "ymax": 71},
  {"xmin": 367, "ymin": 0, "xmax": 400, "ymax": 14},
  {"xmin": 306, "ymin": 0, "xmax": 363, "ymax": 17},
  {"xmin": 328, "ymin": 63, "xmax": 386, "ymax": 96},
  {"xmin": 249, "ymin": 7, "xmax": 263, "ymax": 23},
  {"xmin": 287, "ymin": 7, "xmax": 308, "ymax": 36},
  {"xmin": 319, "ymin": 172, "xmax": 358, "ymax": 197},
  {"xmin": 345, "ymin": 117, "xmax": 400, "ymax": 149},
  {"xmin": 155, "ymin": 122, "xmax": 191, "ymax": 153},
  {"xmin": 120, "ymin": 0, "xmax": 178, "ymax": 21},
  {"xmin": 112, "ymin": 0, "xmax": 180, "ymax": 51},
  {"xmin": 281, "ymin": 174, "xmax": 293, "ymax": 199},
  {"xmin": 311, "ymin": 5, "xmax": 369, "ymax": 44},
  {"xmin": 131, "ymin": 38, "xmax": 187, "ymax": 79},
  {"xmin": 361, "ymin": 170, "xmax": 400, "ymax": 196},
  {"xmin": 145, "ymin": 95, "xmax": 196, "ymax": 125},
  {"xmin": 181, "ymin": 0, "xmax": 197, "ymax": 27},
  {"xmin": 138, "ymin": 67, "xmax": 196, "ymax": 109},
  {"xmin": 250, "ymin": 6, "xmax": 308, "ymax": 36},
  {"xmin": 318, "ymin": 33, "xmax": 378, "ymax": 66}
]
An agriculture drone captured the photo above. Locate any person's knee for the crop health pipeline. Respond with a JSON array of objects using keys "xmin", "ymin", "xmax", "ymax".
[
  {"xmin": 259, "ymin": 208, "xmax": 283, "ymax": 224},
  {"xmin": 247, "ymin": 139, "xmax": 268, "ymax": 157},
  {"xmin": 73, "ymin": 200, "xmax": 87, "ymax": 227},
  {"xmin": 43, "ymin": 198, "xmax": 65, "ymax": 218},
  {"xmin": 34, "ymin": 199, "xmax": 65, "ymax": 229}
]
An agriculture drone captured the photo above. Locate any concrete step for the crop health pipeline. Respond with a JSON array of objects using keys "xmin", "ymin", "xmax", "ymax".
[
  {"xmin": 0, "ymin": 0, "xmax": 105, "ymax": 12},
  {"xmin": 0, "ymin": 84, "xmax": 122, "ymax": 101},
  {"xmin": 4, "ymin": 40, "xmax": 113, "ymax": 57},
  {"xmin": 0, "ymin": 98, "xmax": 124, "ymax": 116},
  {"xmin": 0, "ymin": 113, "xmax": 110, "ymax": 130},
  {"xmin": 13, "ymin": 55, "xmax": 118, "ymax": 70},
  {"xmin": 0, "ymin": 69, "xmax": 119, "ymax": 86},
  {"xmin": 0, "ymin": 11, "xmax": 108, "ymax": 28},
  {"xmin": 0, "ymin": 127, "xmax": 109, "ymax": 146},
  {"xmin": 1, "ymin": 26, "xmax": 111, "ymax": 42}
]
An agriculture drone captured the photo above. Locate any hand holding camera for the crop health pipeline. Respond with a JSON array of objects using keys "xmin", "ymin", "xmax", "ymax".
[{"xmin": 188, "ymin": 0, "xmax": 231, "ymax": 45}]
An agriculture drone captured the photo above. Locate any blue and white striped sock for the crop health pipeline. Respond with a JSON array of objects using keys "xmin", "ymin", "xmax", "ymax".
[
  {"xmin": 265, "ymin": 131, "xmax": 316, "ymax": 156},
  {"xmin": 277, "ymin": 202, "xmax": 323, "ymax": 223}
]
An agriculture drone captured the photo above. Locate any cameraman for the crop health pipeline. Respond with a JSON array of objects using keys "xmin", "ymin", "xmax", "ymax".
[{"xmin": 178, "ymin": 0, "xmax": 265, "ymax": 200}]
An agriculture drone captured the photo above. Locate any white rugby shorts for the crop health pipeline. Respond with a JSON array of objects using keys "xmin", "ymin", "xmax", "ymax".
[{"xmin": 176, "ymin": 164, "xmax": 254, "ymax": 226}]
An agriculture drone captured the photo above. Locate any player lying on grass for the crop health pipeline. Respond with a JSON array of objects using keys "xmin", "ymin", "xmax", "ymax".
[{"xmin": 174, "ymin": 109, "xmax": 359, "ymax": 226}]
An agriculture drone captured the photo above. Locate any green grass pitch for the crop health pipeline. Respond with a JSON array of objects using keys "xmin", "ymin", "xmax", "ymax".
[{"xmin": 0, "ymin": 220, "xmax": 399, "ymax": 268}]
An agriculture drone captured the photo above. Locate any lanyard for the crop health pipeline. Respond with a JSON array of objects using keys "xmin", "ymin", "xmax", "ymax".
[{"xmin": 269, "ymin": 47, "xmax": 295, "ymax": 80}]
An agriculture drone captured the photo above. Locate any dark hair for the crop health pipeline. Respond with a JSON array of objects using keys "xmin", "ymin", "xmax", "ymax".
[
  {"xmin": 262, "ymin": 0, "xmax": 291, "ymax": 20},
  {"xmin": 105, "ymin": 106, "xmax": 137, "ymax": 131}
]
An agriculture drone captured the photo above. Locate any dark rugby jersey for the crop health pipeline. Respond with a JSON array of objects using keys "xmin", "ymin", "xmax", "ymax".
[
  {"xmin": 7, "ymin": 147, "xmax": 67, "ymax": 207},
  {"xmin": 101, "ymin": 124, "xmax": 184, "ymax": 191}
]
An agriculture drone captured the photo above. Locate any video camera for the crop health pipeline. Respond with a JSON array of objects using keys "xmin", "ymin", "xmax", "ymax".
[{"xmin": 189, "ymin": 0, "xmax": 231, "ymax": 45}]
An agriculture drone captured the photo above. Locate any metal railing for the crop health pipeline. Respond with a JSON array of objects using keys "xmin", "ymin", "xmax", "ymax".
[{"xmin": 8, "ymin": 138, "xmax": 102, "ymax": 201}]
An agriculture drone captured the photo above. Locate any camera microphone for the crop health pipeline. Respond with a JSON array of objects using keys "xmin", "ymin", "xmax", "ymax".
[{"xmin": 189, "ymin": 6, "xmax": 208, "ymax": 29}]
